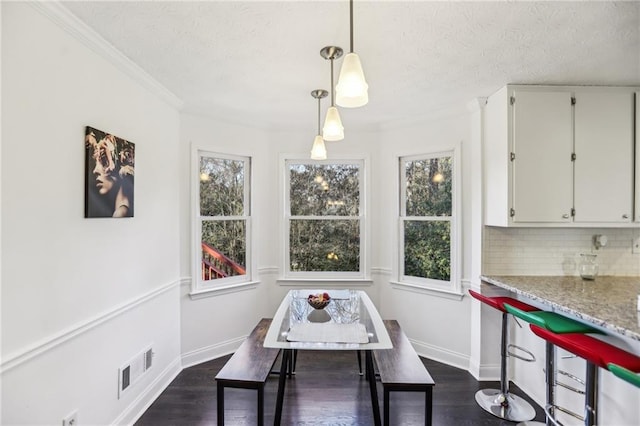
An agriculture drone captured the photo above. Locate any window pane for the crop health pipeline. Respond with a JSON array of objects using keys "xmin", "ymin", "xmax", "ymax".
[
  {"xmin": 200, "ymin": 157, "xmax": 244, "ymax": 217},
  {"xmin": 201, "ymin": 220, "xmax": 246, "ymax": 280},
  {"xmin": 403, "ymin": 220, "xmax": 450, "ymax": 281},
  {"xmin": 405, "ymin": 157, "xmax": 452, "ymax": 217},
  {"xmin": 289, "ymin": 164, "xmax": 360, "ymax": 216},
  {"xmin": 289, "ymin": 219, "xmax": 360, "ymax": 272}
]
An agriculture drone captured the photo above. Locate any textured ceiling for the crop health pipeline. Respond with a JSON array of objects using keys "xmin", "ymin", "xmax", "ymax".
[{"xmin": 61, "ymin": 1, "xmax": 640, "ymax": 131}]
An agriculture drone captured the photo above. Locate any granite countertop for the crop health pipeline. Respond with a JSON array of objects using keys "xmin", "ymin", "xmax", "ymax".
[{"xmin": 480, "ymin": 275, "xmax": 640, "ymax": 341}]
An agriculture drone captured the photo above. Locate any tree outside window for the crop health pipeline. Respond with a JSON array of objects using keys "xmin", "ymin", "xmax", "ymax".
[
  {"xmin": 197, "ymin": 152, "xmax": 250, "ymax": 288},
  {"xmin": 285, "ymin": 160, "xmax": 363, "ymax": 276},
  {"xmin": 400, "ymin": 153, "xmax": 455, "ymax": 286}
]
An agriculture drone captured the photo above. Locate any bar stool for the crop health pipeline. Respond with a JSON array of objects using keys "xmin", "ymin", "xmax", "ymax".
[
  {"xmin": 468, "ymin": 289, "xmax": 539, "ymax": 422},
  {"xmin": 608, "ymin": 363, "xmax": 640, "ymax": 388},
  {"xmin": 530, "ymin": 325, "xmax": 640, "ymax": 426},
  {"xmin": 503, "ymin": 303, "xmax": 602, "ymax": 426}
]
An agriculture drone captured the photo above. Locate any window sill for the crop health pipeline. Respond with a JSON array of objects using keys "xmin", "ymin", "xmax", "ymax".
[
  {"xmin": 189, "ymin": 280, "xmax": 259, "ymax": 300},
  {"xmin": 277, "ymin": 278, "xmax": 373, "ymax": 287},
  {"xmin": 389, "ymin": 280, "xmax": 465, "ymax": 301}
]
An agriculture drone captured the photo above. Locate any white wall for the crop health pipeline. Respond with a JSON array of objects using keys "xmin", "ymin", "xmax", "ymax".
[
  {"xmin": 178, "ymin": 110, "xmax": 476, "ymax": 371},
  {"xmin": 1, "ymin": 3, "xmax": 181, "ymax": 424},
  {"xmin": 376, "ymin": 116, "xmax": 474, "ymax": 369},
  {"xmin": 178, "ymin": 113, "xmax": 387, "ymax": 366},
  {"xmin": 178, "ymin": 113, "xmax": 277, "ymax": 366}
]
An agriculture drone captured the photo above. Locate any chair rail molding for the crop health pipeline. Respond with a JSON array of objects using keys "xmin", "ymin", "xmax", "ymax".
[{"xmin": 0, "ymin": 279, "xmax": 181, "ymax": 373}]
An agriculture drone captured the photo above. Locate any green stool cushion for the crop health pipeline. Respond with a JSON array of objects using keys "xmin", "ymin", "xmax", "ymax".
[
  {"xmin": 503, "ymin": 303, "xmax": 599, "ymax": 334},
  {"xmin": 608, "ymin": 363, "xmax": 640, "ymax": 388}
]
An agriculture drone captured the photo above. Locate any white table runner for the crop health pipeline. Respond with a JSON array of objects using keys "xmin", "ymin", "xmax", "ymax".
[{"xmin": 287, "ymin": 323, "xmax": 369, "ymax": 343}]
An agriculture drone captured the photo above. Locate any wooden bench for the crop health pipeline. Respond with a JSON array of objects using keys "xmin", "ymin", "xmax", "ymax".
[
  {"xmin": 374, "ymin": 320, "xmax": 436, "ymax": 426},
  {"xmin": 215, "ymin": 318, "xmax": 281, "ymax": 426}
]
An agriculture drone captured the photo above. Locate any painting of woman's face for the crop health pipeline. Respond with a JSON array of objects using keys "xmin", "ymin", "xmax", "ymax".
[
  {"xmin": 85, "ymin": 127, "xmax": 135, "ymax": 218},
  {"xmin": 92, "ymin": 136, "xmax": 117, "ymax": 195}
]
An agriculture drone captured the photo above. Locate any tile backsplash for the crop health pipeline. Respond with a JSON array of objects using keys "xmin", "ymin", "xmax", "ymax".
[{"xmin": 483, "ymin": 227, "xmax": 640, "ymax": 276}]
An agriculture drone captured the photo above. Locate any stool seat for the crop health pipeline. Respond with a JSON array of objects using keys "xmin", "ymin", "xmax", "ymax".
[
  {"xmin": 530, "ymin": 325, "xmax": 640, "ymax": 370},
  {"xmin": 503, "ymin": 303, "xmax": 599, "ymax": 334},
  {"xmin": 607, "ymin": 363, "xmax": 640, "ymax": 388},
  {"xmin": 469, "ymin": 289, "xmax": 539, "ymax": 313}
]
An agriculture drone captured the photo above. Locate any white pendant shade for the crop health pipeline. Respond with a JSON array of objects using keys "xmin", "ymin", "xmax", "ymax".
[
  {"xmin": 336, "ymin": 52, "xmax": 369, "ymax": 108},
  {"xmin": 310, "ymin": 135, "xmax": 327, "ymax": 160},
  {"xmin": 322, "ymin": 106, "xmax": 344, "ymax": 141}
]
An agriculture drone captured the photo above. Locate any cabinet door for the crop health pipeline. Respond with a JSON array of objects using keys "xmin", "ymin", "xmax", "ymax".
[
  {"xmin": 512, "ymin": 91, "xmax": 573, "ymax": 222},
  {"xmin": 574, "ymin": 91, "xmax": 634, "ymax": 223}
]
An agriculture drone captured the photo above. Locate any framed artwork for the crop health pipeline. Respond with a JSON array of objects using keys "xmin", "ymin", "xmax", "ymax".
[{"xmin": 84, "ymin": 126, "xmax": 135, "ymax": 218}]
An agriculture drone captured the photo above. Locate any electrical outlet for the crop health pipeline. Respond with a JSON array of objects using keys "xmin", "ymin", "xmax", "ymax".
[
  {"xmin": 62, "ymin": 410, "xmax": 77, "ymax": 426},
  {"xmin": 633, "ymin": 236, "xmax": 640, "ymax": 254}
]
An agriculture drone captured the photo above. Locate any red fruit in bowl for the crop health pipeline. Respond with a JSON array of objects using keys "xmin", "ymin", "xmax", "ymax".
[{"xmin": 323, "ymin": 292, "xmax": 330, "ymax": 300}]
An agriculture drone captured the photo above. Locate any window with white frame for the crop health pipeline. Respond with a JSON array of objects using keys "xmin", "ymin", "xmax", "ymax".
[
  {"xmin": 284, "ymin": 159, "xmax": 364, "ymax": 278},
  {"xmin": 399, "ymin": 150, "xmax": 460, "ymax": 292},
  {"xmin": 194, "ymin": 151, "xmax": 251, "ymax": 291}
]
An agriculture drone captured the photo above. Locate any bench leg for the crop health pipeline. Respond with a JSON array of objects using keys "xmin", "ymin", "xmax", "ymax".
[
  {"xmin": 274, "ymin": 349, "xmax": 291, "ymax": 426},
  {"xmin": 383, "ymin": 387, "xmax": 390, "ymax": 426},
  {"xmin": 217, "ymin": 381, "xmax": 225, "ymax": 426},
  {"xmin": 366, "ymin": 350, "xmax": 382, "ymax": 426},
  {"xmin": 258, "ymin": 385, "xmax": 264, "ymax": 426}
]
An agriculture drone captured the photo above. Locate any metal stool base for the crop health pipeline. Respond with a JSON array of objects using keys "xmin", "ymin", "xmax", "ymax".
[{"xmin": 475, "ymin": 388, "xmax": 536, "ymax": 422}]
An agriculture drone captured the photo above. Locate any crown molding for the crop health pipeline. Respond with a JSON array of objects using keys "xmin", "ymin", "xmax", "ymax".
[{"xmin": 29, "ymin": 1, "xmax": 184, "ymax": 110}]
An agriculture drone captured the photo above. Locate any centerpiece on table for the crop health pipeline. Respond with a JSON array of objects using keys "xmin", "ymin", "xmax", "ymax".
[{"xmin": 307, "ymin": 292, "xmax": 331, "ymax": 322}]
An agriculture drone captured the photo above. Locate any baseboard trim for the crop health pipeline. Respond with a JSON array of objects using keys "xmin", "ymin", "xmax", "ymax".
[
  {"xmin": 113, "ymin": 356, "xmax": 183, "ymax": 426},
  {"xmin": 180, "ymin": 336, "xmax": 245, "ymax": 369},
  {"xmin": 410, "ymin": 338, "xmax": 470, "ymax": 371},
  {"xmin": 467, "ymin": 356, "xmax": 501, "ymax": 381}
]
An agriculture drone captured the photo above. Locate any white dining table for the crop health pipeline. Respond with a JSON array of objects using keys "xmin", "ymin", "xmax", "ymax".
[{"xmin": 264, "ymin": 289, "xmax": 392, "ymax": 426}]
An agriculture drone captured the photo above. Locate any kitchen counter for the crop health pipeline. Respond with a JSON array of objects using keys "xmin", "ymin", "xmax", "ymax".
[{"xmin": 480, "ymin": 275, "xmax": 640, "ymax": 341}]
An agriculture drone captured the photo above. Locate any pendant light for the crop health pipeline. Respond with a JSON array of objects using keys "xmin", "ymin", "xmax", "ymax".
[
  {"xmin": 310, "ymin": 89, "xmax": 328, "ymax": 160},
  {"xmin": 336, "ymin": 0, "xmax": 369, "ymax": 108},
  {"xmin": 320, "ymin": 46, "xmax": 345, "ymax": 141}
]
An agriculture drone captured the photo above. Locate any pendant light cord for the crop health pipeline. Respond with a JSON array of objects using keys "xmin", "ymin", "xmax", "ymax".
[
  {"xmin": 330, "ymin": 58, "xmax": 335, "ymax": 106},
  {"xmin": 349, "ymin": 0, "xmax": 354, "ymax": 53},
  {"xmin": 317, "ymin": 98, "xmax": 321, "ymax": 134}
]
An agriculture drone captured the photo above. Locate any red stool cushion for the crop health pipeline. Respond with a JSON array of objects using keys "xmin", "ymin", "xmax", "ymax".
[
  {"xmin": 469, "ymin": 289, "xmax": 539, "ymax": 313},
  {"xmin": 530, "ymin": 325, "xmax": 640, "ymax": 372}
]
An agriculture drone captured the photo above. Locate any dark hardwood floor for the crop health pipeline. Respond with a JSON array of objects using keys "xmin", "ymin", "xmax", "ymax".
[{"xmin": 136, "ymin": 350, "xmax": 545, "ymax": 425}]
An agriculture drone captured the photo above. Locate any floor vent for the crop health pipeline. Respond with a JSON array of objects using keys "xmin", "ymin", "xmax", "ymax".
[
  {"xmin": 144, "ymin": 348, "xmax": 154, "ymax": 371},
  {"xmin": 118, "ymin": 344, "xmax": 153, "ymax": 398}
]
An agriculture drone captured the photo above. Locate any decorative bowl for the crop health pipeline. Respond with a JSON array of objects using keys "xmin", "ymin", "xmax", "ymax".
[{"xmin": 307, "ymin": 293, "xmax": 331, "ymax": 310}]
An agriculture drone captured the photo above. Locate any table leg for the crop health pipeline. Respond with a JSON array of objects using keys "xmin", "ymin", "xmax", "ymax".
[
  {"xmin": 274, "ymin": 349, "xmax": 291, "ymax": 426},
  {"xmin": 217, "ymin": 381, "xmax": 225, "ymax": 426},
  {"xmin": 425, "ymin": 387, "xmax": 433, "ymax": 426},
  {"xmin": 366, "ymin": 350, "xmax": 381, "ymax": 426}
]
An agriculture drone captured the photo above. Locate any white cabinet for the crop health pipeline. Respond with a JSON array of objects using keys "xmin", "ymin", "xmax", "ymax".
[
  {"xmin": 511, "ymin": 90, "xmax": 573, "ymax": 223},
  {"xmin": 484, "ymin": 85, "xmax": 637, "ymax": 227},
  {"xmin": 574, "ymin": 91, "xmax": 634, "ymax": 223}
]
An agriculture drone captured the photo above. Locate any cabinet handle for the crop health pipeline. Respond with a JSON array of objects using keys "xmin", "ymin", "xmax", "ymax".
[
  {"xmin": 562, "ymin": 214, "xmax": 570, "ymax": 219},
  {"xmin": 622, "ymin": 214, "xmax": 629, "ymax": 219}
]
